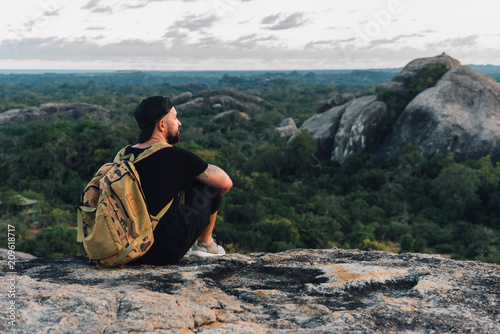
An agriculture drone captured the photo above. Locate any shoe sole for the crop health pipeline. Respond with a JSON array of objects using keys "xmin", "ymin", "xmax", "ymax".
[{"xmin": 189, "ymin": 250, "xmax": 225, "ymax": 257}]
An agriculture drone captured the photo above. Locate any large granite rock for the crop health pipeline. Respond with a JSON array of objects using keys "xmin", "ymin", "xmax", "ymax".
[
  {"xmin": 300, "ymin": 96, "xmax": 389, "ymax": 162},
  {"xmin": 276, "ymin": 118, "xmax": 298, "ymax": 137},
  {"xmin": 1, "ymin": 249, "xmax": 498, "ymax": 333},
  {"xmin": 376, "ymin": 53, "xmax": 461, "ymax": 95},
  {"xmin": 175, "ymin": 94, "xmax": 261, "ymax": 113},
  {"xmin": 175, "ymin": 97, "xmax": 205, "ymax": 112},
  {"xmin": 171, "ymin": 92, "xmax": 193, "ymax": 103},
  {"xmin": 0, "ymin": 103, "xmax": 110, "ymax": 125},
  {"xmin": 317, "ymin": 93, "xmax": 356, "ymax": 113},
  {"xmin": 210, "ymin": 110, "xmax": 251, "ymax": 123},
  {"xmin": 377, "ymin": 65, "xmax": 500, "ymax": 160},
  {"xmin": 300, "ymin": 54, "xmax": 500, "ymax": 163},
  {"xmin": 208, "ymin": 87, "xmax": 264, "ymax": 104}
]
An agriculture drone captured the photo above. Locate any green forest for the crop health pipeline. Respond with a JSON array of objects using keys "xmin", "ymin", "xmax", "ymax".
[{"xmin": 0, "ymin": 72, "xmax": 499, "ymax": 264}]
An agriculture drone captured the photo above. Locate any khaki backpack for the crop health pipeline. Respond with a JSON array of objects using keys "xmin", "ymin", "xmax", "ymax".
[{"xmin": 76, "ymin": 142, "xmax": 173, "ymax": 267}]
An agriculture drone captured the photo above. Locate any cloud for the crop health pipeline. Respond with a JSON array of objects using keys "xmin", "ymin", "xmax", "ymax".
[
  {"xmin": 121, "ymin": 2, "xmax": 151, "ymax": 10},
  {"xmin": 86, "ymin": 26, "xmax": 106, "ymax": 31},
  {"xmin": 263, "ymin": 12, "xmax": 308, "ymax": 30},
  {"xmin": 427, "ymin": 35, "xmax": 478, "ymax": 49},
  {"xmin": 0, "ymin": 37, "xmax": 172, "ymax": 61},
  {"xmin": 447, "ymin": 35, "xmax": 478, "ymax": 47},
  {"xmin": 231, "ymin": 33, "xmax": 278, "ymax": 48},
  {"xmin": 369, "ymin": 33, "xmax": 425, "ymax": 47},
  {"xmin": 173, "ymin": 14, "xmax": 220, "ymax": 31},
  {"xmin": 91, "ymin": 6, "xmax": 114, "ymax": 14},
  {"xmin": 261, "ymin": 14, "xmax": 281, "ymax": 25},
  {"xmin": 304, "ymin": 38, "xmax": 356, "ymax": 49},
  {"xmin": 82, "ymin": 0, "xmax": 101, "ymax": 10}
]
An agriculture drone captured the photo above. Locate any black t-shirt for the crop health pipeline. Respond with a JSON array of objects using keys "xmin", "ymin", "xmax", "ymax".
[{"xmin": 124, "ymin": 145, "xmax": 208, "ymax": 216}]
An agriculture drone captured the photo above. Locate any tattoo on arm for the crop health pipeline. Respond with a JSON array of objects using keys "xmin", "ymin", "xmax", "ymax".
[{"xmin": 196, "ymin": 165, "xmax": 217, "ymax": 183}]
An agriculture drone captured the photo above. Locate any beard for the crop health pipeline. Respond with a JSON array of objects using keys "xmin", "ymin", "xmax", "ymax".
[{"xmin": 166, "ymin": 128, "xmax": 180, "ymax": 144}]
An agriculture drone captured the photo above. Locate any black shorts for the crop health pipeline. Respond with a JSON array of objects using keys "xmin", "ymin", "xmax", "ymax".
[{"xmin": 130, "ymin": 180, "xmax": 221, "ymax": 265}]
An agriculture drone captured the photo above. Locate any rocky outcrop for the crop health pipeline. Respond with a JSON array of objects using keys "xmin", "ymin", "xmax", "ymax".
[
  {"xmin": 210, "ymin": 110, "xmax": 251, "ymax": 123},
  {"xmin": 377, "ymin": 66, "xmax": 500, "ymax": 160},
  {"xmin": 1, "ymin": 249, "xmax": 498, "ymax": 333},
  {"xmin": 175, "ymin": 93, "xmax": 261, "ymax": 114},
  {"xmin": 210, "ymin": 96, "xmax": 245, "ymax": 111},
  {"xmin": 300, "ymin": 54, "xmax": 500, "ymax": 163},
  {"xmin": 0, "ymin": 248, "xmax": 36, "ymax": 260},
  {"xmin": 0, "ymin": 103, "xmax": 110, "ymax": 125},
  {"xmin": 175, "ymin": 97, "xmax": 205, "ymax": 112},
  {"xmin": 208, "ymin": 87, "xmax": 264, "ymax": 104},
  {"xmin": 317, "ymin": 93, "xmax": 356, "ymax": 113},
  {"xmin": 375, "ymin": 53, "xmax": 461, "ymax": 95},
  {"xmin": 300, "ymin": 96, "xmax": 389, "ymax": 162},
  {"xmin": 276, "ymin": 118, "xmax": 298, "ymax": 137},
  {"xmin": 171, "ymin": 92, "xmax": 193, "ymax": 103}
]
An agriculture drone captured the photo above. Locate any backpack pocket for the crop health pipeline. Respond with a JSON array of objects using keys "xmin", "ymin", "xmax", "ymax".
[
  {"xmin": 83, "ymin": 200, "xmax": 124, "ymax": 260},
  {"xmin": 110, "ymin": 168, "xmax": 152, "ymax": 238}
]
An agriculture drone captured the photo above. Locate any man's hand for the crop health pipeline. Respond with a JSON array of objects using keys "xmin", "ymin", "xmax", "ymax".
[{"xmin": 196, "ymin": 164, "xmax": 233, "ymax": 196}]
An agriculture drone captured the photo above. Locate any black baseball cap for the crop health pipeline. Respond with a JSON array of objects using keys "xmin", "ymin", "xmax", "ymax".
[{"xmin": 134, "ymin": 96, "xmax": 173, "ymax": 143}]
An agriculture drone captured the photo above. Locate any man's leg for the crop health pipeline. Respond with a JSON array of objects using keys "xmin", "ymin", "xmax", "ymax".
[{"xmin": 197, "ymin": 211, "xmax": 217, "ymax": 245}]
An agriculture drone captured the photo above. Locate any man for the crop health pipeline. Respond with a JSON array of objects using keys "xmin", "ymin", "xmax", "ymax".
[{"xmin": 126, "ymin": 96, "xmax": 232, "ymax": 265}]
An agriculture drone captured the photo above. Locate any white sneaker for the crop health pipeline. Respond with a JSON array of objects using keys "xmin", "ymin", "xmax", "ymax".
[{"xmin": 190, "ymin": 239, "xmax": 226, "ymax": 257}]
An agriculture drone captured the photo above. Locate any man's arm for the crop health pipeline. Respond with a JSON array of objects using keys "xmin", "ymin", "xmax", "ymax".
[{"xmin": 196, "ymin": 164, "xmax": 233, "ymax": 196}]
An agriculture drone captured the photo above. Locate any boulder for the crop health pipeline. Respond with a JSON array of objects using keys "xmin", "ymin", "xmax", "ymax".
[
  {"xmin": 210, "ymin": 110, "xmax": 251, "ymax": 123},
  {"xmin": 317, "ymin": 93, "xmax": 356, "ymax": 113},
  {"xmin": 212, "ymin": 87, "xmax": 264, "ymax": 103},
  {"xmin": 377, "ymin": 65, "xmax": 500, "ymax": 161},
  {"xmin": 302, "ymin": 54, "xmax": 500, "ymax": 163},
  {"xmin": 171, "ymin": 92, "xmax": 193, "ymax": 103},
  {"xmin": 1, "ymin": 249, "xmax": 498, "ymax": 333},
  {"xmin": 175, "ymin": 97, "xmax": 205, "ymax": 112},
  {"xmin": 332, "ymin": 96, "xmax": 389, "ymax": 163},
  {"xmin": 299, "ymin": 104, "xmax": 345, "ymax": 159},
  {"xmin": 376, "ymin": 53, "xmax": 461, "ymax": 95},
  {"xmin": 300, "ymin": 96, "xmax": 389, "ymax": 162},
  {"xmin": 332, "ymin": 93, "xmax": 356, "ymax": 106},
  {"xmin": 276, "ymin": 118, "xmax": 298, "ymax": 137},
  {"xmin": 209, "ymin": 96, "xmax": 245, "ymax": 111},
  {"xmin": 0, "ymin": 103, "xmax": 110, "ymax": 125}
]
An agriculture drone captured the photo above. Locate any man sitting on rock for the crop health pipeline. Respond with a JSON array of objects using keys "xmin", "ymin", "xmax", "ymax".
[{"xmin": 127, "ymin": 96, "xmax": 232, "ymax": 265}]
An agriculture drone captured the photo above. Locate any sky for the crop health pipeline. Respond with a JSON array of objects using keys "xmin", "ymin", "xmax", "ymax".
[{"xmin": 0, "ymin": 0, "xmax": 499, "ymax": 71}]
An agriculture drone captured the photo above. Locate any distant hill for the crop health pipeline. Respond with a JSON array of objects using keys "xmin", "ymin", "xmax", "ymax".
[
  {"xmin": 0, "ymin": 65, "xmax": 498, "ymax": 86},
  {"xmin": 0, "ymin": 69, "xmax": 399, "ymax": 86}
]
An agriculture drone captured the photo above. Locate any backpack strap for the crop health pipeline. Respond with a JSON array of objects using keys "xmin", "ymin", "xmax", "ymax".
[
  {"xmin": 113, "ymin": 142, "xmax": 172, "ymax": 163},
  {"xmin": 76, "ymin": 205, "xmax": 96, "ymax": 242},
  {"xmin": 135, "ymin": 142, "xmax": 172, "ymax": 162}
]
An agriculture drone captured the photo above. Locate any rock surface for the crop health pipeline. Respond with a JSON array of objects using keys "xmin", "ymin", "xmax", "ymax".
[
  {"xmin": 208, "ymin": 87, "xmax": 264, "ymax": 104},
  {"xmin": 276, "ymin": 118, "xmax": 298, "ymax": 137},
  {"xmin": 1, "ymin": 249, "xmax": 499, "ymax": 333},
  {"xmin": 300, "ymin": 54, "xmax": 500, "ymax": 163},
  {"xmin": 0, "ymin": 103, "xmax": 110, "ymax": 125},
  {"xmin": 375, "ymin": 53, "xmax": 461, "ymax": 95},
  {"xmin": 378, "ymin": 65, "xmax": 500, "ymax": 160},
  {"xmin": 175, "ymin": 91, "xmax": 262, "ymax": 114},
  {"xmin": 171, "ymin": 92, "xmax": 193, "ymax": 103},
  {"xmin": 210, "ymin": 110, "xmax": 251, "ymax": 123},
  {"xmin": 300, "ymin": 96, "xmax": 389, "ymax": 162},
  {"xmin": 0, "ymin": 248, "xmax": 36, "ymax": 260},
  {"xmin": 317, "ymin": 93, "xmax": 356, "ymax": 113}
]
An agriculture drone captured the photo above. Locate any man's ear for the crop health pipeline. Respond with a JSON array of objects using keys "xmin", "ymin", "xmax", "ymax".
[{"xmin": 157, "ymin": 119, "xmax": 166, "ymax": 132}]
